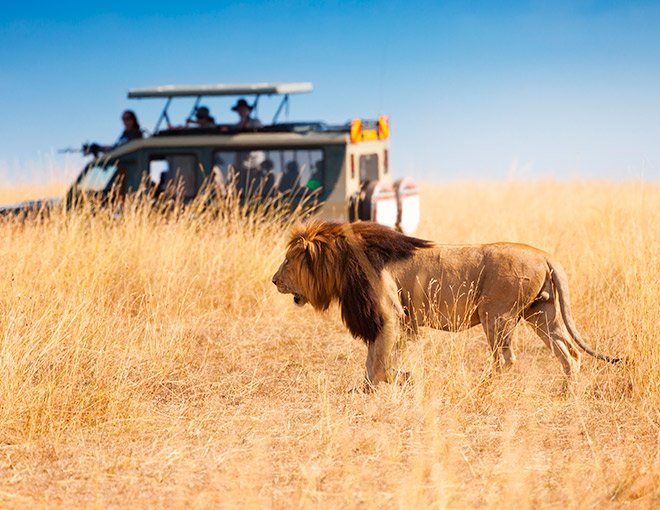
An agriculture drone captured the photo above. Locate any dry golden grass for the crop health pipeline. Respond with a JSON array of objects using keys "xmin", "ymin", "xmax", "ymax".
[
  {"xmin": 0, "ymin": 181, "xmax": 658, "ymax": 508},
  {"xmin": 0, "ymin": 154, "xmax": 78, "ymax": 204}
]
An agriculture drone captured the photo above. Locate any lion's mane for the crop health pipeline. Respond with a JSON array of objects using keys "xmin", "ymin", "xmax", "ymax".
[{"xmin": 285, "ymin": 221, "xmax": 433, "ymax": 343}]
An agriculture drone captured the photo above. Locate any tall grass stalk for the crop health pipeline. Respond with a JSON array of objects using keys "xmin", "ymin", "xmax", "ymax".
[{"xmin": 0, "ymin": 181, "xmax": 657, "ymax": 508}]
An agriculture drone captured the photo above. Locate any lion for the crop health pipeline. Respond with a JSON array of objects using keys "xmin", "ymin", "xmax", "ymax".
[{"xmin": 272, "ymin": 220, "xmax": 619, "ymax": 388}]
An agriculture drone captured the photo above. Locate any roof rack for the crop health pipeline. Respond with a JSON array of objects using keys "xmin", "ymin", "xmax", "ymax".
[
  {"xmin": 127, "ymin": 82, "xmax": 313, "ymax": 99},
  {"xmin": 128, "ymin": 82, "xmax": 313, "ymax": 132}
]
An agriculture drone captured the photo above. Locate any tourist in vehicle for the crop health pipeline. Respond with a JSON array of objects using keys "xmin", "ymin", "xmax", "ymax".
[
  {"xmin": 306, "ymin": 160, "xmax": 323, "ymax": 190},
  {"xmin": 187, "ymin": 106, "xmax": 216, "ymax": 128},
  {"xmin": 84, "ymin": 109, "xmax": 143, "ymax": 156},
  {"xmin": 232, "ymin": 99, "xmax": 262, "ymax": 129},
  {"xmin": 117, "ymin": 110, "xmax": 143, "ymax": 144},
  {"xmin": 279, "ymin": 161, "xmax": 300, "ymax": 192}
]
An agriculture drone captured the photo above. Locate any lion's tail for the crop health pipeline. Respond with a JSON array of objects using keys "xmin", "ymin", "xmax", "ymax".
[{"xmin": 547, "ymin": 259, "xmax": 621, "ymax": 365}]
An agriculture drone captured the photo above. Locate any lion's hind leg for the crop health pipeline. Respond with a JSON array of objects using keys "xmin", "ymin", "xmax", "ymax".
[
  {"xmin": 524, "ymin": 299, "xmax": 580, "ymax": 379},
  {"xmin": 477, "ymin": 307, "xmax": 519, "ymax": 373}
]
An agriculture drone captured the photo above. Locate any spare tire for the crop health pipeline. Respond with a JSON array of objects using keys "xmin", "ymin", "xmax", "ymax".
[
  {"xmin": 394, "ymin": 177, "xmax": 420, "ymax": 234},
  {"xmin": 349, "ymin": 180, "xmax": 398, "ymax": 229}
]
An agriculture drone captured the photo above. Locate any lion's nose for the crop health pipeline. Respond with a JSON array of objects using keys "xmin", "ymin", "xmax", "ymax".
[{"xmin": 272, "ymin": 277, "xmax": 278, "ymax": 286}]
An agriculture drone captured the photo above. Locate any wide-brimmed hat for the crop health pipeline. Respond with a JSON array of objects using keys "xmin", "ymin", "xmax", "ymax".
[
  {"xmin": 195, "ymin": 106, "xmax": 210, "ymax": 119},
  {"xmin": 231, "ymin": 99, "xmax": 252, "ymax": 111}
]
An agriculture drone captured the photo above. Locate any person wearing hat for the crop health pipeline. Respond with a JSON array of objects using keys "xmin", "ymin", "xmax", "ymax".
[
  {"xmin": 187, "ymin": 106, "xmax": 216, "ymax": 128},
  {"xmin": 232, "ymin": 99, "xmax": 262, "ymax": 129}
]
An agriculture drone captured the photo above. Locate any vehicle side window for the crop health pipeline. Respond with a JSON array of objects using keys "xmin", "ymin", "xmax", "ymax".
[
  {"xmin": 212, "ymin": 149, "xmax": 324, "ymax": 196},
  {"xmin": 359, "ymin": 153, "xmax": 379, "ymax": 182},
  {"xmin": 149, "ymin": 154, "xmax": 197, "ymax": 199}
]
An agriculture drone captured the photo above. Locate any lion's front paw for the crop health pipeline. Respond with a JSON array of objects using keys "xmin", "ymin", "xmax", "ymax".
[
  {"xmin": 392, "ymin": 370, "xmax": 412, "ymax": 386},
  {"xmin": 348, "ymin": 380, "xmax": 376, "ymax": 394}
]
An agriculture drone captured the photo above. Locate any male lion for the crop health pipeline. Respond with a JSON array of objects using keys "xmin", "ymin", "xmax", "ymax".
[{"xmin": 272, "ymin": 220, "xmax": 619, "ymax": 388}]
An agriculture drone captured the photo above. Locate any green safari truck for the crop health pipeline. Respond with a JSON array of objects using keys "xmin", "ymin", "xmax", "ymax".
[{"xmin": 66, "ymin": 82, "xmax": 421, "ymax": 233}]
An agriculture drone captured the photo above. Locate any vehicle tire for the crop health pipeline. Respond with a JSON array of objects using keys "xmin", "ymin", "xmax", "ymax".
[
  {"xmin": 349, "ymin": 180, "xmax": 398, "ymax": 229},
  {"xmin": 394, "ymin": 177, "xmax": 420, "ymax": 234}
]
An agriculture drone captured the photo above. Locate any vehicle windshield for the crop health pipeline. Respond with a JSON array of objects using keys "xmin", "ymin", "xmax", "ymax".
[{"xmin": 77, "ymin": 164, "xmax": 118, "ymax": 192}]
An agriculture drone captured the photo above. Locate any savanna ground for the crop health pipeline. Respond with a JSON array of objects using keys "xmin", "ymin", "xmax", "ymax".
[{"xmin": 0, "ymin": 179, "xmax": 658, "ymax": 509}]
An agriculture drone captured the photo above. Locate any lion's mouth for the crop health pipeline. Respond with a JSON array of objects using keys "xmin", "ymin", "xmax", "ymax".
[{"xmin": 293, "ymin": 293, "xmax": 307, "ymax": 307}]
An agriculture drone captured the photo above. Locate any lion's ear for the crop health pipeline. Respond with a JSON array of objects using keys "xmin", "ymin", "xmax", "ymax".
[
  {"xmin": 296, "ymin": 236, "xmax": 317, "ymax": 263},
  {"xmin": 305, "ymin": 239, "xmax": 320, "ymax": 263}
]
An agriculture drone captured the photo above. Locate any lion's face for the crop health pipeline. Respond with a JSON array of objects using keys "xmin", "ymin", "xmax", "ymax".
[
  {"xmin": 272, "ymin": 222, "xmax": 348, "ymax": 313},
  {"xmin": 272, "ymin": 256, "xmax": 309, "ymax": 307}
]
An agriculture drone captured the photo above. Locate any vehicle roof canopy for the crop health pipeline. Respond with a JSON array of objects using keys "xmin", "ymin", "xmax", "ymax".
[{"xmin": 127, "ymin": 82, "xmax": 313, "ymax": 99}]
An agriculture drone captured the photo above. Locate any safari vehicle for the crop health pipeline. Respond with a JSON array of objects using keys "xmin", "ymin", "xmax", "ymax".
[{"xmin": 68, "ymin": 82, "xmax": 421, "ymax": 233}]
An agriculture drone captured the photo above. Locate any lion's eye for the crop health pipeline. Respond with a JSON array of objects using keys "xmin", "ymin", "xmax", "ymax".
[{"xmin": 284, "ymin": 259, "xmax": 289, "ymax": 266}]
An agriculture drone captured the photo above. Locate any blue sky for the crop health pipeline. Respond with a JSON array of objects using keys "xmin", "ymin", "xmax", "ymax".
[{"xmin": 2, "ymin": 1, "xmax": 659, "ymax": 183}]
